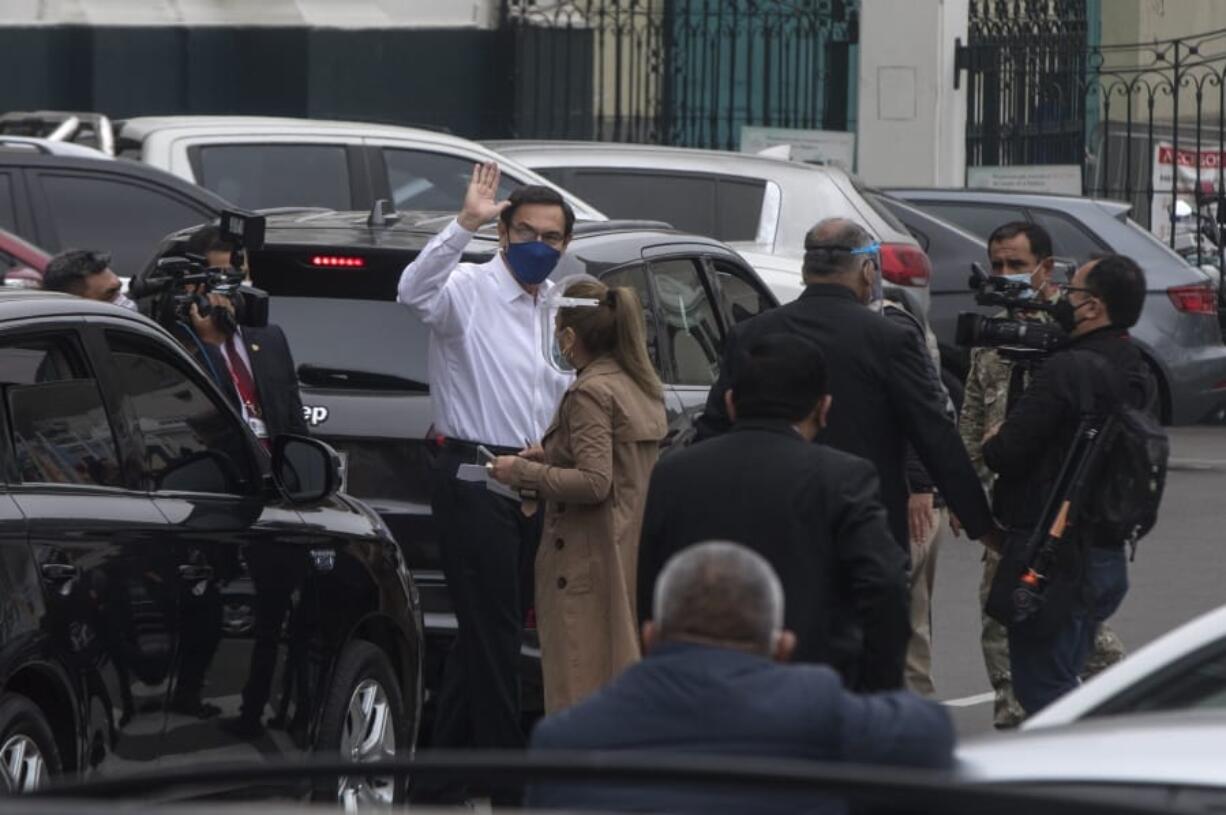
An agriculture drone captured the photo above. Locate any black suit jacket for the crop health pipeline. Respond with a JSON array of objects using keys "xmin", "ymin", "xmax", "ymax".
[
  {"xmin": 695, "ymin": 283, "xmax": 993, "ymax": 545},
  {"xmin": 638, "ymin": 419, "xmax": 910, "ymax": 690},
  {"xmin": 199, "ymin": 324, "xmax": 309, "ymax": 439}
]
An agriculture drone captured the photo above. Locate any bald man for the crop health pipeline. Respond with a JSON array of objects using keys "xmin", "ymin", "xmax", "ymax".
[{"xmin": 696, "ymin": 218, "xmax": 997, "ymax": 562}]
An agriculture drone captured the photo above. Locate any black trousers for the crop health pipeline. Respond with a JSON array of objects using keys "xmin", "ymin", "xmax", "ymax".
[{"xmin": 429, "ymin": 444, "xmax": 541, "ymax": 755}]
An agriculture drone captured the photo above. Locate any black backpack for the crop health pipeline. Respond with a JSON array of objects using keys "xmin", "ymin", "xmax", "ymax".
[{"xmin": 1078, "ymin": 352, "xmax": 1169, "ymax": 553}]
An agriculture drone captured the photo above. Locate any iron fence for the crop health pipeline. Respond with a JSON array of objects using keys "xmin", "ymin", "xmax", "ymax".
[
  {"xmin": 960, "ymin": 1, "xmax": 1226, "ymax": 264},
  {"xmin": 500, "ymin": 0, "xmax": 858, "ymax": 150}
]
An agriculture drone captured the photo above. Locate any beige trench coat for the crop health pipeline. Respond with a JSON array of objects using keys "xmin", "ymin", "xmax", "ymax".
[{"xmin": 508, "ymin": 355, "xmax": 667, "ymax": 713}]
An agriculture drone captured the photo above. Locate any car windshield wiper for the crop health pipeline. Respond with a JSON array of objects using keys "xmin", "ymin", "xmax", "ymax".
[{"xmin": 298, "ymin": 364, "xmax": 428, "ymax": 392}]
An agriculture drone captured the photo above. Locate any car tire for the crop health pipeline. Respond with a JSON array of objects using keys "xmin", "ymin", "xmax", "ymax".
[
  {"xmin": 0, "ymin": 692, "xmax": 62, "ymax": 793},
  {"xmin": 315, "ymin": 640, "xmax": 407, "ymax": 810}
]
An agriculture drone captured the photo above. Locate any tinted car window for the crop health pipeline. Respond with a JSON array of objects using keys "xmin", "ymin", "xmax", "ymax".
[
  {"xmin": 855, "ymin": 186, "xmax": 911, "ymax": 235},
  {"xmin": 384, "ymin": 149, "xmax": 517, "ymax": 212},
  {"xmin": 649, "ymin": 258, "xmax": 722, "ymax": 386},
  {"xmin": 599, "ymin": 264, "xmax": 662, "ymax": 376},
  {"xmin": 37, "ymin": 173, "xmax": 212, "ymax": 277},
  {"xmin": 912, "ymin": 202, "xmax": 1028, "ymax": 242},
  {"xmin": 106, "ymin": 332, "xmax": 256, "ymax": 494},
  {"xmin": 565, "ymin": 170, "xmax": 718, "ymax": 238},
  {"xmin": 0, "ymin": 173, "xmax": 16, "ymax": 232},
  {"xmin": 717, "ymin": 177, "xmax": 767, "ymax": 242},
  {"xmin": 1, "ymin": 336, "xmax": 123, "ymax": 487},
  {"xmin": 710, "ymin": 259, "xmax": 770, "ymax": 325},
  {"xmin": 1030, "ymin": 209, "xmax": 1110, "ymax": 261},
  {"xmin": 197, "ymin": 144, "xmax": 351, "ymax": 210}
]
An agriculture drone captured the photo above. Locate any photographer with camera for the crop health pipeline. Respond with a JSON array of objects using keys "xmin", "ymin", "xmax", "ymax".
[
  {"xmin": 181, "ymin": 224, "xmax": 307, "ymax": 444},
  {"xmin": 135, "ymin": 217, "xmax": 307, "ymax": 446},
  {"xmin": 979, "ymin": 254, "xmax": 1155, "ymax": 716},
  {"xmin": 957, "ymin": 223, "xmax": 1125, "ymax": 727}
]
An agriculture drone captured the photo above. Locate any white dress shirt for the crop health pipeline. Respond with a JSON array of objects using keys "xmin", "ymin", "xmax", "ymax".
[{"xmin": 397, "ymin": 219, "xmax": 572, "ymax": 448}]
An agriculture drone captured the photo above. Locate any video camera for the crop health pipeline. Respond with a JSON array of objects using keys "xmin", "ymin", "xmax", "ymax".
[
  {"xmin": 954, "ymin": 262, "xmax": 1068, "ymax": 357},
  {"xmin": 132, "ymin": 209, "xmax": 269, "ymax": 333}
]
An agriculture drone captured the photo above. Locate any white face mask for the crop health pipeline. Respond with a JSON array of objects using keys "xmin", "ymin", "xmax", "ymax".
[{"xmin": 111, "ymin": 292, "xmax": 138, "ymax": 312}]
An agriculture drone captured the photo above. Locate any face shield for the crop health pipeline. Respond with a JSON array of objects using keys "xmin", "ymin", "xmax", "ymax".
[
  {"xmin": 850, "ymin": 242, "xmax": 883, "ymax": 307},
  {"xmin": 541, "ymin": 274, "xmax": 602, "ymax": 375}
]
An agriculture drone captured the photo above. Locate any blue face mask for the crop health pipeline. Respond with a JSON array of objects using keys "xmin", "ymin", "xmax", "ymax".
[
  {"xmin": 505, "ymin": 241, "xmax": 561, "ymax": 285},
  {"xmin": 1002, "ymin": 272, "xmax": 1037, "ymax": 300}
]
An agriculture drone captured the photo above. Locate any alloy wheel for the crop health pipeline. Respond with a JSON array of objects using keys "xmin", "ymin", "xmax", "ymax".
[
  {"xmin": 337, "ymin": 678, "xmax": 397, "ymax": 811},
  {"xmin": 1, "ymin": 733, "xmax": 45, "ymax": 793}
]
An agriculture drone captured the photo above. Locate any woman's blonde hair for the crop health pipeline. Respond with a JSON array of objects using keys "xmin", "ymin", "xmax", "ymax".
[{"xmin": 558, "ymin": 279, "xmax": 662, "ymax": 399}]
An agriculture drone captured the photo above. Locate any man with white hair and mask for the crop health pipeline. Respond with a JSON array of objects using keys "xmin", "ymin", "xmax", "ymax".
[{"xmin": 527, "ymin": 541, "xmax": 955, "ymax": 815}]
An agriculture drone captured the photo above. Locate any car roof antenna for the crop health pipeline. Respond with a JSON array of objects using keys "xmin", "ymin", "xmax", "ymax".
[{"xmin": 368, "ymin": 198, "xmax": 400, "ymax": 227}]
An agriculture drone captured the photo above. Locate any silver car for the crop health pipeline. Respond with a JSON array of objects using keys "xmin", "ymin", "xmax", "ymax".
[
  {"xmin": 958, "ymin": 711, "xmax": 1226, "ymax": 809},
  {"xmin": 485, "ymin": 140, "xmax": 931, "ymax": 309},
  {"xmin": 888, "ymin": 189, "xmax": 1226, "ymax": 424}
]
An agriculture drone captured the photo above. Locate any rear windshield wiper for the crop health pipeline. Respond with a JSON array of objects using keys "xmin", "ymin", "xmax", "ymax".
[{"xmin": 298, "ymin": 364, "xmax": 429, "ymax": 392}]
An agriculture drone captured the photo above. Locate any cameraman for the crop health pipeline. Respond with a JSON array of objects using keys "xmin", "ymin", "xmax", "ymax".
[
  {"xmin": 958, "ymin": 222, "xmax": 1123, "ymax": 727},
  {"xmin": 981, "ymin": 254, "xmax": 1150, "ymax": 715},
  {"xmin": 178, "ymin": 225, "xmax": 308, "ymax": 443}
]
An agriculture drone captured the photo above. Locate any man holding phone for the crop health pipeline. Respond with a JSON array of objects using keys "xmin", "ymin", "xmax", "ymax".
[{"xmin": 397, "ymin": 163, "xmax": 574, "ymax": 798}]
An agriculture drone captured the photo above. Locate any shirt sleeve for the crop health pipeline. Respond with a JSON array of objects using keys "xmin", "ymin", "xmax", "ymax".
[
  {"xmin": 396, "ymin": 218, "xmax": 476, "ymax": 335},
  {"xmin": 508, "ymin": 389, "xmax": 614, "ymax": 504}
]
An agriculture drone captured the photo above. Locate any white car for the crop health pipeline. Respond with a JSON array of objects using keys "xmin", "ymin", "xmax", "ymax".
[
  {"xmin": 111, "ymin": 116, "xmax": 605, "ymax": 219},
  {"xmin": 1019, "ymin": 603, "xmax": 1226, "ymax": 729},
  {"xmin": 957, "ymin": 711, "xmax": 1226, "ymax": 809},
  {"xmin": 484, "ymin": 140, "xmax": 931, "ymax": 310}
]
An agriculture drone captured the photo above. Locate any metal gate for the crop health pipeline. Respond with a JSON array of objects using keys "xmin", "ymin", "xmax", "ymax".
[
  {"xmin": 960, "ymin": 0, "xmax": 1226, "ymax": 264},
  {"xmin": 500, "ymin": 0, "xmax": 859, "ymax": 150}
]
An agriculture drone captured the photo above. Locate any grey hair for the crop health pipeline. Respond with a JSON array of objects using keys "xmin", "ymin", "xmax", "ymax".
[
  {"xmin": 652, "ymin": 541, "xmax": 785, "ymax": 653},
  {"xmin": 802, "ymin": 218, "xmax": 874, "ymax": 278}
]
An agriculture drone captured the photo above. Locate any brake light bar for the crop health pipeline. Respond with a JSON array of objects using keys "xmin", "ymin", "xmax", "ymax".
[
  {"xmin": 879, "ymin": 243, "xmax": 932, "ymax": 287},
  {"xmin": 1167, "ymin": 282, "xmax": 1217, "ymax": 315},
  {"xmin": 310, "ymin": 255, "xmax": 366, "ymax": 268}
]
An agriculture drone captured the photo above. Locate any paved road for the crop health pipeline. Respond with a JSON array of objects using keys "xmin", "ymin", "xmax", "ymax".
[{"xmin": 928, "ymin": 426, "xmax": 1226, "ymax": 735}]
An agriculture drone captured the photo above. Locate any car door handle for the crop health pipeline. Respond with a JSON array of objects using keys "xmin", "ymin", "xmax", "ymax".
[
  {"xmin": 40, "ymin": 563, "xmax": 78, "ymax": 582},
  {"xmin": 178, "ymin": 564, "xmax": 214, "ymax": 582}
]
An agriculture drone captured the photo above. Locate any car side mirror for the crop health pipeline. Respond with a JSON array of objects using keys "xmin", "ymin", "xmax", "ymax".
[{"xmin": 271, "ymin": 435, "xmax": 342, "ymax": 504}]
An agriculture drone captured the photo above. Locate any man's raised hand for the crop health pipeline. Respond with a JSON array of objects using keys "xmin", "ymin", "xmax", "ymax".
[{"xmin": 458, "ymin": 161, "xmax": 510, "ymax": 231}]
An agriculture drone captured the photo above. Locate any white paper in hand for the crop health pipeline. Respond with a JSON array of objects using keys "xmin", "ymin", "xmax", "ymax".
[{"xmin": 455, "ymin": 463, "xmax": 521, "ymax": 502}]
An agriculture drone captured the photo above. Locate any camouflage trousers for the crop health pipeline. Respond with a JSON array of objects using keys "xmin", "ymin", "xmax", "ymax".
[{"xmin": 979, "ymin": 548, "xmax": 1126, "ymax": 728}]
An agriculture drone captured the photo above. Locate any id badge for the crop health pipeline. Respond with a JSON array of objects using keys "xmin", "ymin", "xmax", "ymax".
[{"xmin": 247, "ymin": 415, "xmax": 269, "ymax": 439}]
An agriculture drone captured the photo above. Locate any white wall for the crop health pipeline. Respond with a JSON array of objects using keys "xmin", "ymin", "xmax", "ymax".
[
  {"xmin": 856, "ymin": 0, "xmax": 968, "ymax": 187},
  {"xmin": 0, "ymin": 0, "xmax": 500, "ymax": 28}
]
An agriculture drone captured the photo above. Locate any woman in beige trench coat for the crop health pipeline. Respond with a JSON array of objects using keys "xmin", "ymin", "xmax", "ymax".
[{"xmin": 490, "ymin": 278, "xmax": 666, "ymax": 713}]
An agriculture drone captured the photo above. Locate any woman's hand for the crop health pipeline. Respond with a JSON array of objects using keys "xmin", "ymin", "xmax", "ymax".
[
  {"xmin": 518, "ymin": 444, "xmax": 545, "ymax": 462},
  {"xmin": 488, "ymin": 456, "xmax": 518, "ymax": 485}
]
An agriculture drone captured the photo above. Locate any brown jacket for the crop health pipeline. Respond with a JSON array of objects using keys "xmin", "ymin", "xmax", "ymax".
[{"xmin": 509, "ymin": 355, "xmax": 667, "ymax": 712}]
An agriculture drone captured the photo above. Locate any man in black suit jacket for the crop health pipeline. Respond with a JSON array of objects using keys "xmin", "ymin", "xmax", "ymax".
[
  {"xmin": 640, "ymin": 334, "xmax": 909, "ymax": 689},
  {"xmin": 529, "ymin": 542, "xmax": 953, "ymax": 815},
  {"xmin": 696, "ymin": 218, "xmax": 996, "ymax": 552},
  {"xmin": 195, "ymin": 322, "xmax": 309, "ymax": 439}
]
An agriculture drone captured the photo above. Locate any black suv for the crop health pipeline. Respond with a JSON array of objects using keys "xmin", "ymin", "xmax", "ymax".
[
  {"xmin": 0, "ymin": 142, "xmax": 228, "ymax": 278},
  {"xmin": 0, "ymin": 291, "xmax": 422, "ymax": 802},
  {"xmin": 146, "ymin": 210, "xmax": 777, "ymax": 723}
]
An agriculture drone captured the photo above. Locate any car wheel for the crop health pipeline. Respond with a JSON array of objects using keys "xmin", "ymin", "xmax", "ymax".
[
  {"xmin": 0, "ymin": 692, "xmax": 62, "ymax": 793},
  {"xmin": 316, "ymin": 640, "xmax": 406, "ymax": 811}
]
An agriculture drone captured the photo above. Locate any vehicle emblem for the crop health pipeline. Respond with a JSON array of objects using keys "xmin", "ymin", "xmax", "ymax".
[
  {"xmin": 311, "ymin": 548, "xmax": 336, "ymax": 572},
  {"xmin": 304, "ymin": 405, "xmax": 330, "ymax": 426}
]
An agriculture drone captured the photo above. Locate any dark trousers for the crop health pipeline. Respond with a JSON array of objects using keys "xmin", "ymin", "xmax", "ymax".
[
  {"xmin": 1008, "ymin": 546, "xmax": 1129, "ymax": 715},
  {"xmin": 429, "ymin": 445, "xmax": 541, "ymax": 755}
]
